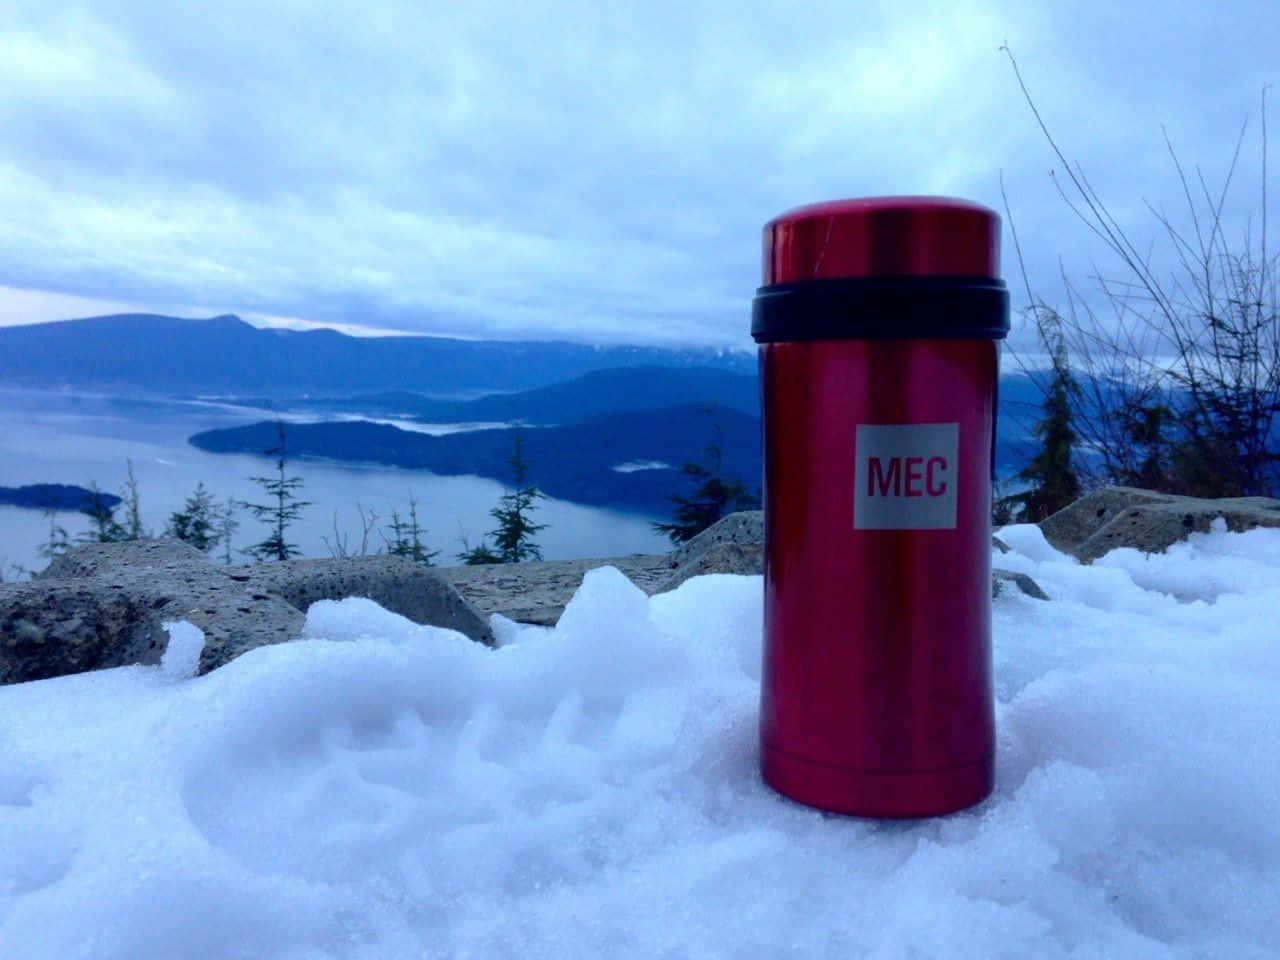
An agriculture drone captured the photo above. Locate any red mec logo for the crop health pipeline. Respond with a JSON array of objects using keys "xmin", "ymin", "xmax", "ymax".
[
  {"xmin": 867, "ymin": 454, "xmax": 950, "ymax": 498},
  {"xmin": 854, "ymin": 423, "xmax": 958, "ymax": 530}
]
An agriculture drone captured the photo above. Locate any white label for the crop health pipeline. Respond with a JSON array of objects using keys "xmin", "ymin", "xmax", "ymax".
[{"xmin": 853, "ymin": 423, "xmax": 959, "ymax": 530}]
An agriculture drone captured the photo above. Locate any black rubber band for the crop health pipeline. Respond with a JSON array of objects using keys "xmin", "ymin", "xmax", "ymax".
[{"xmin": 751, "ymin": 276, "xmax": 1010, "ymax": 343}]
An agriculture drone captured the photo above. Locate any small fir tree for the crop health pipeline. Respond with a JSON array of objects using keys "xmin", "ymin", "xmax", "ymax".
[
  {"xmin": 78, "ymin": 464, "xmax": 147, "ymax": 544},
  {"xmin": 488, "ymin": 433, "xmax": 547, "ymax": 563},
  {"xmin": 1119, "ymin": 402, "xmax": 1175, "ymax": 492},
  {"xmin": 1018, "ymin": 360, "xmax": 1083, "ymax": 521},
  {"xmin": 461, "ymin": 431, "xmax": 547, "ymax": 564},
  {"xmin": 120, "ymin": 460, "xmax": 146, "ymax": 540},
  {"xmin": 457, "ymin": 538, "xmax": 503, "ymax": 565},
  {"xmin": 216, "ymin": 497, "xmax": 240, "ymax": 565},
  {"xmin": 79, "ymin": 483, "xmax": 127, "ymax": 543},
  {"xmin": 38, "ymin": 509, "xmax": 72, "ymax": 560},
  {"xmin": 167, "ymin": 482, "xmax": 221, "ymax": 552},
  {"xmin": 241, "ymin": 420, "xmax": 311, "ymax": 562},
  {"xmin": 655, "ymin": 416, "xmax": 760, "ymax": 544},
  {"xmin": 383, "ymin": 499, "xmax": 439, "ymax": 566},
  {"xmin": 998, "ymin": 339, "xmax": 1083, "ymax": 523}
]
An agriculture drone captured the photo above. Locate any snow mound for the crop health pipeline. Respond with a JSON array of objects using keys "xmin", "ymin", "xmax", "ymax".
[
  {"xmin": 1, "ymin": 536, "xmax": 1278, "ymax": 958},
  {"xmin": 159, "ymin": 620, "xmax": 205, "ymax": 682}
]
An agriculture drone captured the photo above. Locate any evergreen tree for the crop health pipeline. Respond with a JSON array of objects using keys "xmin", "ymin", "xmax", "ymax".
[
  {"xmin": 167, "ymin": 482, "xmax": 221, "ymax": 552},
  {"xmin": 489, "ymin": 433, "xmax": 547, "ymax": 563},
  {"xmin": 216, "ymin": 497, "xmax": 240, "ymax": 565},
  {"xmin": 655, "ymin": 416, "xmax": 760, "ymax": 544},
  {"xmin": 1018, "ymin": 358, "xmax": 1083, "ymax": 521},
  {"xmin": 78, "ymin": 483, "xmax": 127, "ymax": 543},
  {"xmin": 77, "ymin": 464, "xmax": 147, "ymax": 544},
  {"xmin": 456, "ymin": 538, "xmax": 503, "ymax": 565},
  {"xmin": 241, "ymin": 420, "xmax": 311, "ymax": 562},
  {"xmin": 38, "ymin": 509, "xmax": 72, "ymax": 560},
  {"xmin": 383, "ymin": 498, "xmax": 439, "ymax": 566},
  {"xmin": 460, "ymin": 431, "xmax": 547, "ymax": 564},
  {"xmin": 1119, "ymin": 402, "xmax": 1175, "ymax": 492},
  {"xmin": 1000, "ymin": 340, "xmax": 1083, "ymax": 523},
  {"xmin": 120, "ymin": 460, "xmax": 146, "ymax": 540}
]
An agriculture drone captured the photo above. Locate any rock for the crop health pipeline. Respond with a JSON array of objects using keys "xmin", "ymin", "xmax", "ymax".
[
  {"xmin": 0, "ymin": 582, "xmax": 158, "ymax": 684},
  {"xmin": 650, "ymin": 511, "xmax": 765, "ymax": 592},
  {"xmin": 34, "ymin": 537, "xmax": 208, "ymax": 581},
  {"xmin": 440, "ymin": 556, "xmax": 671, "ymax": 626},
  {"xmin": 1039, "ymin": 486, "xmax": 1280, "ymax": 563},
  {"xmin": 439, "ymin": 515, "xmax": 766, "ymax": 628},
  {"xmin": 8, "ymin": 497, "xmax": 1103, "ymax": 686},
  {"xmin": 656, "ymin": 541, "xmax": 763, "ymax": 593},
  {"xmin": 992, "ymin": 569, "xmax": 1050, "ymax": 601},
  {"xmin": 667, "ymin": 511, "xmax": 764, "ymax": 570},
  {"xmin": 240, "ymin": 555, "xmax": 493, "ymax": 647},
  {"xmin": 2, "ymin": 538, "xmax": 493, "ymax": 685},
  {"xmin": 641, "ymin": 510, "xmax": 1044, "ymax": 599}
]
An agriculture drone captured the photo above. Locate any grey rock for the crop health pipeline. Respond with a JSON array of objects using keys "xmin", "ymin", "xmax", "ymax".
[
  {"xmin": 668, "ymin": 511, "xmax": 764, "ymax": 570},
  {"xmin": 3, "ymin": 538, "xmax": 493, "ymax": 685},
  {"xmin": 154, "ymin": 579, "xmax": 305, "ymax": 677},
  {"xmin": 440, "ymin": 534, "xmax": 764, "ymax": 628},
  {"xmin": 35, "ymin": 536, "xmax": 208, "ymax": 580},
  {"xmin": 662, "ymin": 511, "xmax": 1016, "ymax": 579},
  {"xmin": 440, "ymin": 555, "xmax": 671, "ymax": 626},
  {"xmin": 239, "ymin": 555, "xmax": 493, "ymax": 646},
  {"xmin": 992, "ymin": 568, "xmax": 1050, "ymax": 601},
  {"xmin": 648, "ymin": 511, "xmax": 765, "ymax": 593},
  {"xmin": 7, "ymin": 497, "xmax": 1091, "ymax": 686},
  {"xmin": 657, "ymin": 514, "xmax": 1047, "ymax": 599},
  {"xmin": 1039, "ymin": 486, "xmax": 1280, "ymax": 563},
  {"xmin": 0, "ymin": 581, "xmax": 159, "ymax": 684},
  {"xmin": 655, "ymin": 542, "xmax": 763, "ymax": 593}
]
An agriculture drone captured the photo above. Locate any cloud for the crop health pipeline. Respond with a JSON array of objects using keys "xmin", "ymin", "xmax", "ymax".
[{"xmin": 0, "ymin": 0, "xmax": 1274, "ymax": 348}]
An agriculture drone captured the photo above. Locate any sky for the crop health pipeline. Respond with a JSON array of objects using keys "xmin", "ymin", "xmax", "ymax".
[{"xmin": 0, "ymin": 0, "xmax": 1276, "ymax": 350}]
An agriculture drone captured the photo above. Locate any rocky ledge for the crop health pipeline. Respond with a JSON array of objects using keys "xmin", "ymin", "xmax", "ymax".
[
  {"xmin": 4, "ymin": 487, "xmax": 1276, "ymax": 686},
  {"xmin": 1038, "ymin": 485, "xmax": 1280, "ymax": 562}
]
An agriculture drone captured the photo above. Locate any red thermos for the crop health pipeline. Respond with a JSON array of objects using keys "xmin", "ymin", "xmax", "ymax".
[{"xmin": 753, "ymin": 197, "xmax": 1009, "ymax": 817}]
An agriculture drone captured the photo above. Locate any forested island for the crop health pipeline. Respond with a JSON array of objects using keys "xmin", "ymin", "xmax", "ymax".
[
  {"xmin": 0, "ymin": 484, "xmax": 123, "ymax": 513},
  {"xmin": 190, "ymin": 405, "xmax": 761, "ymax": 514}
]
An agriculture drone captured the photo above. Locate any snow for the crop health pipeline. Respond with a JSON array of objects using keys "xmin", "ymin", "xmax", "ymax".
[
  {"xmin": 159, "ymin": 621, "xmax": 206, "ymax": 682},
  {"xmin": 2, "ymin": 527, "xmax": 1279, "ymax": 958}
]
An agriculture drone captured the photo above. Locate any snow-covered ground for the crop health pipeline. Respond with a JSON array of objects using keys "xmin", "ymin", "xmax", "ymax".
[{"xmin": 1, "ymin": 523, "xmax": 1277, "ymax": 958}]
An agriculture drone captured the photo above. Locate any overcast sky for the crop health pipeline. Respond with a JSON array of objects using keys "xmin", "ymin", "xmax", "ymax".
[{"xmin": 0, "ymin": 0, "xmax": 1276, "ymax": 350}]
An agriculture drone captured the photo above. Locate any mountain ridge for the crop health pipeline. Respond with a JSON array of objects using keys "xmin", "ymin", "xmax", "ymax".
[
  {"xmin": 0, "ymin": 313, "xmax": 755, "ymax": 396},
  {"xmin": 299, "ymin": 365, "xmax": 761, "ymax": 422}
]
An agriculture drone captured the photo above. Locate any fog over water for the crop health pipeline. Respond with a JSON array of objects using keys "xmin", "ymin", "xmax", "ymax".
[{"xmin": 0, "ymin": 389, "xmax": 670, "ymax": 577}]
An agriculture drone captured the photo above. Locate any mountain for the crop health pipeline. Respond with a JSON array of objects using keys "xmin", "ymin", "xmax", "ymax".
[
  {"xmin": 0, "ymin": 313, "xmax": 755, "ymax": 397},
  {"xmin": 189, "ymin": 405, "xmax": 761, "ymax": 514},
  {"xmin": 300, "ymin": 366, "xmax": 761, "ymax": 423}
]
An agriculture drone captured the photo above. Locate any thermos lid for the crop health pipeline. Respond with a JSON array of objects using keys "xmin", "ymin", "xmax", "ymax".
[
  {"xmin": 752, "ymin": 196, "xmax": 1009, "ymax": 343},
  {"xmin": 763, "ymin": 196, "xmax": 1000, "ymax": 285}
]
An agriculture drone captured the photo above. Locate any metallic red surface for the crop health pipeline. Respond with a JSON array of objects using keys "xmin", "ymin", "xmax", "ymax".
[
  {"xmin": 764, "ymin": 196, "xmax": 1000, "ymax": 284},
  {"xmin": 759, "ymin": 339, "xmax": 997, "ymax": 817}
]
